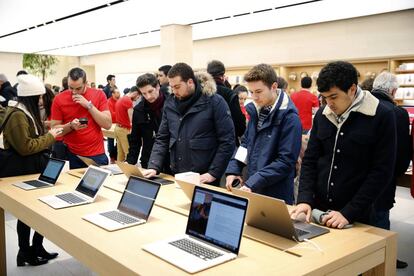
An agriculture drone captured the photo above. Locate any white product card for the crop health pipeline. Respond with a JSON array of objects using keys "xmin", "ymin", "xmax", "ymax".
[
  {"xmin": 234, "ymin": 146, "xmax": 248, "ymax": 165},
  {"xmin": 62, "ymin": 161, "xmax": 70, "ymax": 173},
  {"xmin": 174, "ymin": 171, "xmax": 201, "ymax": 185}
]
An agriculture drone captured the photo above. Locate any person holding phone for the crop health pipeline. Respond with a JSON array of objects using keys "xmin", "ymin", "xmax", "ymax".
[
  {"xmin": 2, "ymin": 74, "xmax": 62, "ymax": 266},
  {"xmin": 50, "ymin": 67, "xmax": 112, "ymax": 168}
]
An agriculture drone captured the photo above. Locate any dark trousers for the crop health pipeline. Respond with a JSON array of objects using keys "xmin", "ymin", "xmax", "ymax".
[
  {"xmin": 107, "ymin": 138, "xmax": 117, "ymax": 159},
  {"xmin": 17, "ymin": 220, "xmax": 43, "ymax": 250},
  {"xmin": 372, "ymin": 210, "xmax": 391, "ymax": 230}
]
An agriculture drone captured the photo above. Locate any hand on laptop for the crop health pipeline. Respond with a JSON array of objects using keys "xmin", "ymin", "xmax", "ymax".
[
  {"xmin": 239, "ymin": 186, "xmax": 251, "ymax": 192},
  {"xmin": 290, "ymin": 203, "xmax": 312, "ymax": 223},
  {"xmin": 225, "ymin": 175, "xmax": 243, "ymax": 191},
  {"xmin": 142, "ymin": 169, "xmax": 157, "ymax": 178},
  {"xmin": 200, "ymin": 173, "xmax": 216, "ymax": 184},
  {"xmin": 321, "ymin": 210, "xmax": 349, "ymax": 229}
]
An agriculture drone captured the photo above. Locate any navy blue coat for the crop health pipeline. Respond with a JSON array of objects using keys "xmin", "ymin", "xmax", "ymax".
[
  {"xmin": 226, "ymin": 91, "xmax": 302, "ymax": 204},
  {"xmin": 148, "ymin": 73, "xmax": 235, "ymax": 182}
]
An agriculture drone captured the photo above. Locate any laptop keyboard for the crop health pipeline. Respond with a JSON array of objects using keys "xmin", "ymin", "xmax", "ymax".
[
  {"xmin": 101, "ymin": 210, "xmax": 140, "ymax": 224},
  {"xmin": 295, "ymin": 227, "xmax": 310, "ymax": 237},
  {"xmin": 56, "ymin": 193, "xmax": 86, "ymax": 204},
  {"xmin": 25, "ymin": 180, "xmax": 49, "ymax": 187},
  {"xmin": 169, "ymin": 238, "xmax": 223, "ymax": 261}
]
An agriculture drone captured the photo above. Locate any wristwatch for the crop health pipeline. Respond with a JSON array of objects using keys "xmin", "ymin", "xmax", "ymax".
[{"xmin": 87, "ymin": 100, "xmax": 93, "ymax": 110}]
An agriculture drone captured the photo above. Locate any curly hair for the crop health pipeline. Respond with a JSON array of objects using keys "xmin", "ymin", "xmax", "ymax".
[{"xmin": 317, "ymin": 61, "xmax": 358, "ymax": 93}]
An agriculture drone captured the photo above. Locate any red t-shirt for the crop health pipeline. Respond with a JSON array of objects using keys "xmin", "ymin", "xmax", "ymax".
[
  {"xmin": 107, "ymin": 97, "xmax": 117, "ymax": 122},
  {"xmin": 115, "ymin": 96, "xmax": 133, "ymax": 129},
  {"xmin": 51, "ymin": 88, "xmax": 109, "ymax": 156},
  {"xmin": 291, "ymin": 89, "xmax": 319, "ymax": 131}
]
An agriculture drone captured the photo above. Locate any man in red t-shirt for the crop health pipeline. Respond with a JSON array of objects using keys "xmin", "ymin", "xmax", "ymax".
[
  {"xmin": 51, "ymin": 67, "xmax": 112, "ymax": 169},
  {"xmin": 107, "ymin": 87, "xmax": 120, "ymax": 163},
  {"xmin": 290, "ymin": 76, "xmax": 319, "ymax": 133},
  {"xmin": 114, "ymin": 87, "xmax": 140, "ymax": 161}
]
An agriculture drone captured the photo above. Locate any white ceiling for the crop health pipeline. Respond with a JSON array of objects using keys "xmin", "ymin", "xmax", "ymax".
[{"xmin": 0, "ymin": 0, "xmax": 413, "ymax": 57}]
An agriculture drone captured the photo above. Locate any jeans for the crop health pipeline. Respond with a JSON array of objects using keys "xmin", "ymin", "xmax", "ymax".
[{"xmin": 67, "ymin": 150, "xmax": 109, "ymax": 169}]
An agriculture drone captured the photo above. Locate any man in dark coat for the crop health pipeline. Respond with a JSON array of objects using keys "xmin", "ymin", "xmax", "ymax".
[
  {"xmin": 371, "ymin": 72, "xmax": 411, "ymax": 269},
  {"xmin": 158, "ymin": 65, "xmax": 172, "ymax": 95},
  {"xmin": 126, "ymin": 73, "xmax": 170, "ymax": 173},
  {"xmin": 291, "ymin": 61, "xmax": 397, "ymax": 229},
  {"xmin": 207, "ymin": 60, "xmax": 246, "ymax": 145},
  {"xmin": 103, "ymin": 74, "xmax": 116, "ymax": 99},
  {"xmin": 143, "ymin": 63, "xmax": 235, "ymax": 186},
  {"xmin": 225, "ymin": 64, "xmax": 302, "ymax": 204},
  {"xmin": 0, "ymin": 73, "xmax": 17, "ymax": 107}
]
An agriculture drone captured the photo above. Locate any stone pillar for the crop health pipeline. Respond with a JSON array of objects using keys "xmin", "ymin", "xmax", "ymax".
[{"xmin": 160, "ymin": 24, "xmax": 193, "ymax": 65}]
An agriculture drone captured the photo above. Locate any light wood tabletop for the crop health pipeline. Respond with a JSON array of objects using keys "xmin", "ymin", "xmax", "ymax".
[{"xmin": 0, "ymin": 172, "xmax": 396, "ymax": 275}]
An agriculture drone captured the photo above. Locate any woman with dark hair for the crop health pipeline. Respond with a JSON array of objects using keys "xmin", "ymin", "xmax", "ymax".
[
  {"xmin": 39, "ymin": 86, "xmax": 55, "ymax": 129},
  {"xmin": 234, "ymin": 85, "xmax": 250, "ymax": 122},
  {"xmin": 2, "ymin": 74, "xmax": 62, "ymax": 266}
]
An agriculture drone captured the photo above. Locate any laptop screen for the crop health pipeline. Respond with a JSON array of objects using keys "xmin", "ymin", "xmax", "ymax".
[
  {"xmin": 186, "ymin": 186, "xmax": 248, "ymax": 254},
  {"xmin": 118, "ymin": 176, "xmax": 161, "ymax": 219},
  {"xmin": 75, "ymin": 166, "xmax": 109, "ymax": 197},
  {"xmin": 38, "ymin": 158, "xmax": 65, "ymax": 184}
]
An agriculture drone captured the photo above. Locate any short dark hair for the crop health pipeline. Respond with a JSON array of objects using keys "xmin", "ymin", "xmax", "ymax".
[
  {"xmin": 360, "ymin": 78, "xmax": 374, "ymax": 92},
  {"xmin": 207, "ymin": 60, "xmax": 225, "ymax": 77},
  {"xmin": 68, "ymin": 67, "xmax": 87, "ymax": 83},
  {"xmin": 317, "ymin": 61, "xmax": 358, "ymax": 93},
  {"xmin": 168, "ymin": 63, "xmax": 196, "ymax": 84},
  {"xmin": 16, "ymin": 70, "xmax": 28, "ymax": 77},
  {"xmin": 244, "ymin": 63, "xmax": 278, "ymax": 89},
  {"xmin": 234, "ymin": 85, "xmax": 248, "ymax": 95},
  {"xmin": 62, "ymin": 76, "xmax": 68, "ymax": 90},
  {"xmin": 136, "ymin": 73, "xmax": 158, "ymax": 89},
  {"xmin": 98, "ymin": 84, "xmax": 104, "ymax": 89},
  {"xmin": 301, "ymin": 76, "xmax": 312, "ymax": 89},
  {"xmin": 158, "ymin": 65, "xmax": 172, "ymax": 76},
  {"xmin": 277, "ymin": 77, "xmax": 288, "ymax": 90},
  {"xmin": 106, "ymin": 74, "xmax": 115, "ymax": 82}
]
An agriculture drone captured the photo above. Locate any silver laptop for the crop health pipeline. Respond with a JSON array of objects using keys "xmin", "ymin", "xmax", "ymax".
[
  {"xmin": 143, "ymin": 186, "xmax": 248, "ymax": 274},
  {"xmin": 83, "ymin": 176, "xmax": 161, "ymax": 231},
  {"xmin": 116, "ymin": 161, "xmax": 174, "ymax": 185},
  {"xmin": 14, "ymin": 158, "xmax": 65, "ymax": 190},
  {"xmin": 38, "ymin": 165, "xmax": 110, "ymax": 209},
  {"xmin": 232, "ymin": 189, "xmax": 329, "ymax": 242},
  {"xmin": 78, "ymin": 155, "xmax": 123, "ymax": 175}
]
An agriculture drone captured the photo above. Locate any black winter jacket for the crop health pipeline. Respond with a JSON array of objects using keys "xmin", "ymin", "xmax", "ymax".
[
  {"xmin": 148, "ymin": 72, "xmax": 235, "ymax": 182},
  {"xmin": 0, "ymin": 82, "xmax": 17, "ymax": 107},
  {"xmin": 215, "ymin": 83, "xmax": 246, "ymax": 143},
  {"xmin": 126, "ymin": 90, "xmax": 169, "ymax": 170},
  {"xmin": 297, "ymin": 91, "xmax": 396, "ymax": 223},
  {"xmin": 371, "ymin": 89, "xmax": 411, "ymax": 210}
]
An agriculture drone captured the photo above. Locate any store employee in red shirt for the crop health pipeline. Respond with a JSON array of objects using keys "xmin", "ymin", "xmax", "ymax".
[
  {"xmin": 290, "ymin": 76, "xmax": 319, "ymax": 133},
  {"xmin": 114, "ymin": 87, "xmax": 140, "ymax": 161},
  {"xmin": 51, "ymin": 67, "xmax": 112, "ymax": 169},
  {"xmin": 107, "ymin": 87, "xmax": 120, "ymax": 163}
]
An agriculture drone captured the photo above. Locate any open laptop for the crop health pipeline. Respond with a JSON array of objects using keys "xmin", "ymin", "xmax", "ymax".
[
  {"xmin": 116, "ymin": 161, "xmax": 174, "ymax": 185},
  {"xmin": 83, "ymin": 176, "xmax": 161, "ymax": 231},
  {"xmin": 38, "ymin": 165, "xmax": 110, "ymax": 209},
  {"xmin": 232, "ymin": 189, "xmax": 329, "ymax": 242},
  {"xmin": 143, "ymin": 186, "xmax": 248, "ymax": 274},
  {"xmin": 13, "ymin": 158, "xmax": 65, "ymax": 190},
  {"xmin": 176, "ymin": 180, "xmax": 197, "ymax": 200},
  {"xmin": 78, "ymin": 155, "xmax": 123, "ymax": 175}
]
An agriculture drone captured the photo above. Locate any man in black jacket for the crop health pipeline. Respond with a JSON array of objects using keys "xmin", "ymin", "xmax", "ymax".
[
  {"xmin": 103, "ymin": 74, "xmax": 116, "ymax": 99},
  {"xmin": 207, "ymin": 60, "xmax": 246, "ymax": 144},
  {"xmin": 158, "ymin": 65, "xmax": 172, "ymax": 95},
  {"xmin": 371, "ymin": 72, "xmax": 411, "ymax": 269},
  {"xmin": 126, "ymin": 73, "xmax": 170, "ymax": 172},
  {"xmin": 291, "ymin": 61, "xmax": 397, "ymax": 229},
  {"xmin": 0, "ymin": 73, "xmax": 17, "ymax": 107},
  {"xmin": 143, "ymin": 63, "xmax": 235, "ymax": 186}
]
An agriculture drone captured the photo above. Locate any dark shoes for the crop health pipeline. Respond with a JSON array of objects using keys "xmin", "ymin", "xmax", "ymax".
[
  {"xmin": 397, "ymin": 259, "xmax": 408, "ymax": 269},
  {"xmin": 16, "ymin": 246, "xmax": 59, "ymax": 266},
  {"xmin": 16, "ymin": 248, "xmax": 48, "ymax": 267},
  {"xmin": 34, "ymin": 245, "xmax": 59, "ymax": 260}
]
